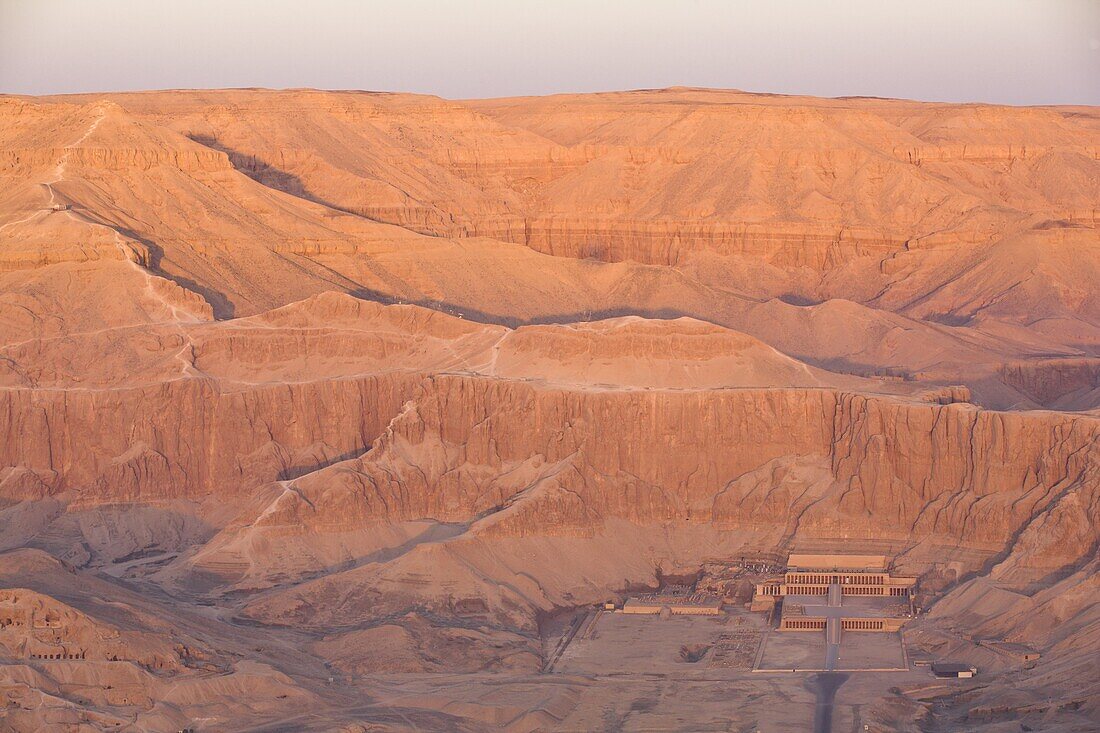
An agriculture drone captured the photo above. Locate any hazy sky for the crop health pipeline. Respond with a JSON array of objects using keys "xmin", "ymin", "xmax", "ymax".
[{"xmin": 1, "ymin": 0, "xmax": 1097, "ymax": 104}]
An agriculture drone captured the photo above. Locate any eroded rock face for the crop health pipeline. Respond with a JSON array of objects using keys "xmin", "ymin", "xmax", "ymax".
[
  {"xmin": 0, "ymin": 373, "xmax": 419, "ymax": 500},
  {"xmin": 3, "ymin": 362, "xmax": 1093, "ymax": 574},
  {"xmin": 277, "ymin": 377, "xmax": 1098, "ymax": 566},
  {"xmin": 1000, "ymin": 358, "xmax": 1100, "ymax": 410}
]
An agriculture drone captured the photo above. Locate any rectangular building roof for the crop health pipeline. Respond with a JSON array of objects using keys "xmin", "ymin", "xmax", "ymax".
[{"xmin": 931, "ymin": 662, "xmax": 977, "ymax": 675}]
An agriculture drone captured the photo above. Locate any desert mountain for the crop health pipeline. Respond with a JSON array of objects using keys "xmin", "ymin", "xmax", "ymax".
[{"xmin": 0, "ymin": 88, "xmax": 1097, "ymax": 731}]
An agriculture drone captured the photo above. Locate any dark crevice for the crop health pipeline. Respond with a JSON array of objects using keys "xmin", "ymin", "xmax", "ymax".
[
  {"xmin": 277, "ymin": 448, "xmax": 367, "ymax": 481},
  {"xmin": 187, "ymin": 134, "xmax": 435, "ymax": 232},
  {"xmin": 114, "ymin": 226, "xmax": 236, "ymax": 319},
  {"xmin": 346, "ymin": 285, "xmax": 712, "ymax": 329}
]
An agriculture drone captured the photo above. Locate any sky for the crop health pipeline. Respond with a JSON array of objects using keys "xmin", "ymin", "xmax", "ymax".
[{"xmin": 1, "ymin": 0, "xmax": 1097, "ymax": 105}]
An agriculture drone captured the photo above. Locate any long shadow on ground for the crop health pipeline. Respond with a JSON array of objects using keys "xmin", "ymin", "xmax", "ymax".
[{"xmin": 806, "ymin": 672, "xmax": 849, "ymax": 733}]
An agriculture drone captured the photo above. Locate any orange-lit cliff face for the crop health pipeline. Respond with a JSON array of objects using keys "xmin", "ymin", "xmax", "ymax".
[{"xmin": 0, "ymin": 88, "xmax": 1097, "ymax": 731}]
